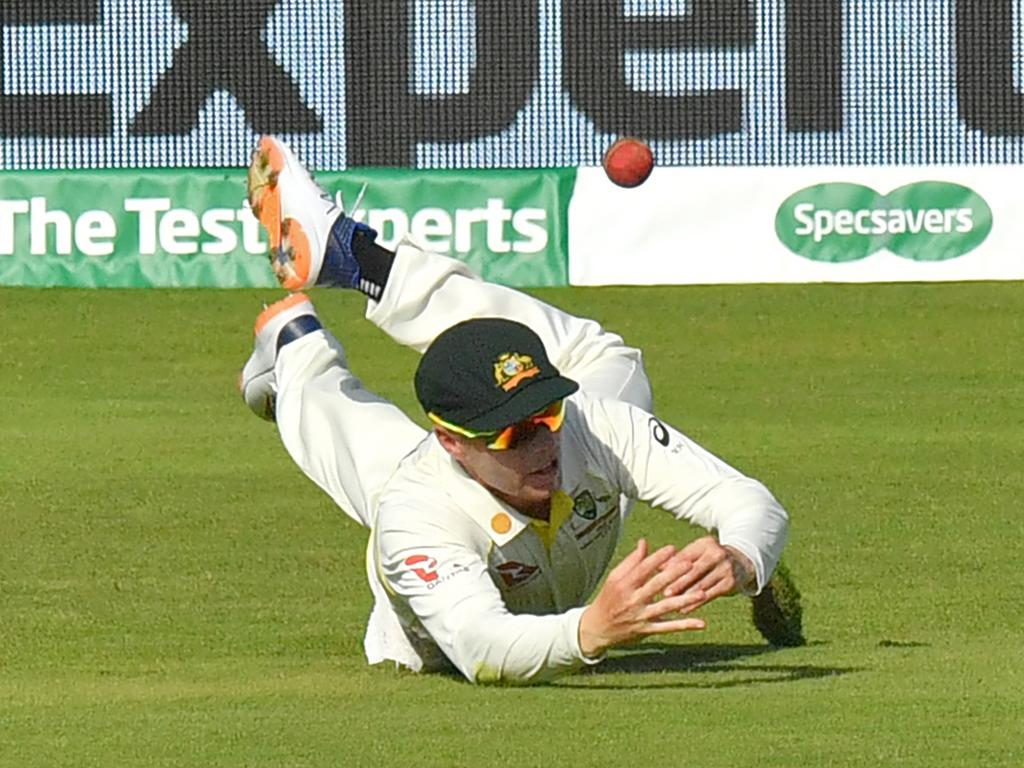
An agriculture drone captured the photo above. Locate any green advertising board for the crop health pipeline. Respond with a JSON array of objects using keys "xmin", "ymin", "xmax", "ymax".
[{"xmin": 0, "ymin": 167, "xmax": 574, "ymax": 288}]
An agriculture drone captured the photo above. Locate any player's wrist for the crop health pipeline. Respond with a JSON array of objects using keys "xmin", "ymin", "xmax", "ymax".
[
  {"xmin": 577, "ymin": 605, "xmax": 609, "ymax": 659},
  {"xmin": 723, "ymin": 545, "xmax": 757, "ymax": 594}
]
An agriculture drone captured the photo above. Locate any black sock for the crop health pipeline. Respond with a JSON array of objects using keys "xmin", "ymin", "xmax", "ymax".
[{"xmin": 352, "ymin": 230, "xmax": 394, "ymax": 301}]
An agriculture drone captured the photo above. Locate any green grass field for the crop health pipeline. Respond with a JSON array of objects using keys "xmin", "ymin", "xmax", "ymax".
[{"xmin": 2, "ymin": 283, "xmax": 1022, "ymax": 767}]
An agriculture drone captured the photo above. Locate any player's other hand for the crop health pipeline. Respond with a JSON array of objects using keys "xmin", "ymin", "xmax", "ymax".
[
  {"xmin": 661, "ymin": 535, "xmax": 756, "ymax": 607},
  {"xmin": 578, "ymin": 539, "xmax": 706, "ymax": 659}
]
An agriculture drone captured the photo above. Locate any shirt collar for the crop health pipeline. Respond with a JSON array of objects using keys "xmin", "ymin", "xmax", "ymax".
[{"xmin": 426, "ymin": 438, "xmax": 538, "ymax": 546}]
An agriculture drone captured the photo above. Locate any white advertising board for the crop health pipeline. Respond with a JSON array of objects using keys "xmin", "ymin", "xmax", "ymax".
[{"xmin": 568, "ymin": 166, "xmax": 1024, "ymax": 285}]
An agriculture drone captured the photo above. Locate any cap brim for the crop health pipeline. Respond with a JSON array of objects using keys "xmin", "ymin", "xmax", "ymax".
[{"xmin": 461, "ymin": 375, "xmax": 579, "ymax": 433}]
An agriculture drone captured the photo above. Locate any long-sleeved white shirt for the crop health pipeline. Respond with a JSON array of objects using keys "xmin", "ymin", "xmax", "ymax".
[{"xmin": 368, "ymin": 394, "xmax": 788, "ymax": 684}]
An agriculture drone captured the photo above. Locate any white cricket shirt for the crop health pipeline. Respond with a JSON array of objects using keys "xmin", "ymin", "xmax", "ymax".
[{"xmin": 368, "ymin": 394, "xmax": 788, "ymax": 684}]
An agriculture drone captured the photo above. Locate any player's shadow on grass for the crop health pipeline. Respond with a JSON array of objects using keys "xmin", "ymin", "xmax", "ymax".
[
  {"xmin": 600, "ymin": 641, "xmax": 784, "ymax": 671},
  {"xmin": 558, "ymin": 642, "xmax": 858, "ymax": 690}
]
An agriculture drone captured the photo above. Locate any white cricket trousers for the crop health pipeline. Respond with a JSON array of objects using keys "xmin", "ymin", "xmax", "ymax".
[{"xmin": 272, "ymin": 240, "xmax": 652, "ymax": 527}]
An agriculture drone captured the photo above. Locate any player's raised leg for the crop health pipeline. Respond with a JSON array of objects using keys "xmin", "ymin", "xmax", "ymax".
[
  {"xmin": 366, "ymin": 244, "xmax": 653, "ymax": 410},
  {"xmin": 247, "ymin": 135, "xmax": 651, "ymax": 410},
  {"xmin": 239, "ymin": 292, "xmax": 425, "ymax": 528},
  {"xmin": 247, "ymin": 136, "xmax": 382, "ymax": 295}
]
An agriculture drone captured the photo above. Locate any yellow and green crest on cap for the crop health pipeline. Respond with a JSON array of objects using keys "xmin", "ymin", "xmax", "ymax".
[{"xmin": 494, "ymin": 352, "xmax": 540, "ymax": 391}]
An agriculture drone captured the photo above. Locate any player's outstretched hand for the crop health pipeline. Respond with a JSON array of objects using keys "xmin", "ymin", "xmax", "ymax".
[
  {"xmin": 578, "ymin": 539, "xmax": 706, "ymax": 659},
  {"xmin": 661, "ymin": 535, "xmax": 756, "ymax": 607}
]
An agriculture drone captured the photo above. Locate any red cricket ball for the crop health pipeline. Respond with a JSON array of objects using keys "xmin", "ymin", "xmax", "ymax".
[{"xmin": 602, "ymin": 137, "xmax": 654, "ymax": 188}]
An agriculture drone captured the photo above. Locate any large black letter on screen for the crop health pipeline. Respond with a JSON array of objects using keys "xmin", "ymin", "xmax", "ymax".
[
  {"xmin": 0, "ymin": 1, "xmax": 111, "ymax": 137},
  {"xmin": 956, "ymin": 0, "xmax": 1024, "ymax": 135},
  {"xmin": 563, "ymin": 0, "xmax": 755, "ymax": 139},
  {"xmin": 786, "ymin": 0, "xmax": 842, "ymax": 131},
  {"xmin": 345, "ymin": 0, "xmax": 539, "ymax": 167},
  {"xmin": 130, "ymin": 0, "xmax": 321, "ymax": 136}
]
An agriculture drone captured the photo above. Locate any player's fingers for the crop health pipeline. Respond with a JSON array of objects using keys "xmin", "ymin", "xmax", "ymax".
[
  {"xmin": 640, "ymin": 590, "xmax": 706, "ymax": 621},
  {"xmin": 656, "ymin": 549, "xmax": 694, "ymax": 573},
  {"xmin": 662, "ymin": 554, "xmax": 717, "ymax": 596},
  {"xmin": 608, "ymin": 539, "xmax": 648, "ymax": 581},
  {"xmin": 677, "ymin": 535, "xmax": 717, "ymax": 561},
  {"xmin": 701, "ymin": 581, "xmax": 733, "ymax": 602},
  {"xmin": 695, "ymin": 546, "xmax": 728, "ymax": 573},
  {"xmin": 628, "ymin": 538, "xmax": 648, "ymax": 564},
  {"xmin": 667, "ymin": 542, "xmax": 730, "ymax": 594},
  {"xmin": 629, "ymin": 544, "xmax": 678, "ymax": 586},
  {"xmin": 684, "ymin": 540, "xmax": 728, "ymax": 575},
  {"xmin": 698, "ymin": 565, "xmax": 738, "ymax": 601},
  {"xmin": 637, "ymin": 554, "xmax": 693, "ymax": 602},
  {"xmin": 639, "ymin": 617, "xmax": 707, "ymax": 636},
  {"xmin": 629, "ymin": 538, "xmax": 649, "ymax": 565}
]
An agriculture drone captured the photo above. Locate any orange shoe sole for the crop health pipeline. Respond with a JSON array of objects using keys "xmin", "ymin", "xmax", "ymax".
[
  {"xmin": 247, "ymin": 137, "xmax": 314, "ymax": 292},
  {"xmin": 253, "ymin": 292, "xmax": 312, "ymax": 336}
]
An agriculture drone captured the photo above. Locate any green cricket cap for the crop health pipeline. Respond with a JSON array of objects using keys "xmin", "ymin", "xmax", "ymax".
[{"xmin": 415, "ymin": 318, "xmax": 579, "ymax": 433}]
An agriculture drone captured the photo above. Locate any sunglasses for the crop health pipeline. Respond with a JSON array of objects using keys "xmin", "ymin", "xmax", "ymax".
[{"xmin": 429, "ymin": 400, "xmax": 566, "ymax": 451}]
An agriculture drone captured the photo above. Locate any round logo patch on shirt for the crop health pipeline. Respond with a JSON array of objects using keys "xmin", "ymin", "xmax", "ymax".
[{"xmin": 491, "ymin": 513, "xmax": 512, "ymax": 534}]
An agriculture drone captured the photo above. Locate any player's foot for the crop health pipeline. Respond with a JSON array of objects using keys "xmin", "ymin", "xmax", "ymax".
[
  {"xmin": 247, "ymin": 135, "xmax": 376, "ymax": 291},
  {"xmin": 239, "ymin": 292, "xmax": 322, "ymax": 421},
  {"xmin": 751, "ymin": 560, "xmax": 806, "ymax": 647}
]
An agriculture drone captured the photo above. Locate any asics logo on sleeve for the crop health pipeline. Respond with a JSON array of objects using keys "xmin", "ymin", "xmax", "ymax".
[{"xmin": 649, "ymin": 417, "xmax": 670, "ymax": 447}]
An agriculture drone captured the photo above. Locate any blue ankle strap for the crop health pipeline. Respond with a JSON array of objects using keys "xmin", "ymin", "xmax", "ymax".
[
  {"xmin": 276, "ymin": 314, "xmax": 323, "ymax": 352},
  {"xmin": 320, "ymin": 215, "xmax": 379, "ymax": 288}
]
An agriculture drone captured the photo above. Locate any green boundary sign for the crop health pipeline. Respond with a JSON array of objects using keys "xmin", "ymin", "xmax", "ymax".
[{"xmin": 0, "ymin": 167, "xmax": 574, "ymax": 288}]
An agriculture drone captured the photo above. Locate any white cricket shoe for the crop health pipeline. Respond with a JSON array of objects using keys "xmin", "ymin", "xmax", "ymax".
[
  {"xmin": 239, "ymin": 292, "xmax": 322, "ymax": 421},
  {"xmin": 247, "ymin": 136, "xmax": 372, "ymax": 291}
]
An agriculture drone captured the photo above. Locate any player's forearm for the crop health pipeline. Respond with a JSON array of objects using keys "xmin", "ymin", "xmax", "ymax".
[
  {"xmin": 589, "ymin": 398, "xmax": 789, "ymax": 584},
  {"xmin": 446, "ymin": 607, "xmax": 597, "ymax": 685}
]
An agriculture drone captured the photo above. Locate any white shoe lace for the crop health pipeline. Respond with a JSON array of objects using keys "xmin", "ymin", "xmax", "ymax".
[{"xmin": 335, "ymin": 182, "xmax": 369, "ymax": 221}]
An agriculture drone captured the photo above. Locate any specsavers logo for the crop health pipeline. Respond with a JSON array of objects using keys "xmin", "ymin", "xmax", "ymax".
[{"xmin": 775, "ymin": 182, "xmax": 993, "ymax": 263}]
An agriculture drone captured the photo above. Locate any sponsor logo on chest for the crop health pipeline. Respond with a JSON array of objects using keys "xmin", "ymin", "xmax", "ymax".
[
  {"xmin": 495, "ymin": 560, "xmax": 541, "ymax": 588},
  {"xmin": 569, "ymin": 488, "xmax": 618, "ymax": 548}
]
